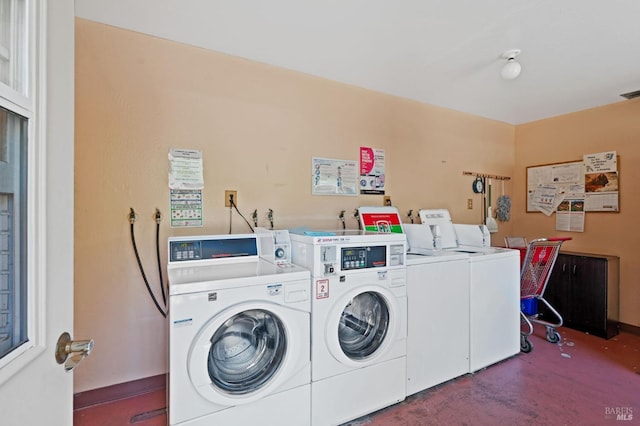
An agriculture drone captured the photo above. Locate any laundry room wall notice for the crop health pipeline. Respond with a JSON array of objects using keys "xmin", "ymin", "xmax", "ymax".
[{"xmin": 168, "ymin": 148, "xmax": 204, "ymax": 228}]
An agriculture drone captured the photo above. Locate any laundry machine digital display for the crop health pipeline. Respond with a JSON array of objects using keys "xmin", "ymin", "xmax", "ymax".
[{"xmin": 341, "ymin": 246, "xmax": 386, "ymax": 270}]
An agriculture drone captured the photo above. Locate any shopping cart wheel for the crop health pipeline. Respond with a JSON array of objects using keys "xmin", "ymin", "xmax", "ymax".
[
  {"xmin": 520, "ymin": 335, "xmax": 533, "ymax": 353},
  {"xmin": 546, "ymin": 328, "xmax": 561, "ymax": 344}
]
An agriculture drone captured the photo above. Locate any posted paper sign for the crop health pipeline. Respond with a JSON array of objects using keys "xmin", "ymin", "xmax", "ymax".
[
  {"xmin": 584, "ymin": 151, "xmax": 617, "ymax": 173},
  {"xmin": 311, "ymin": 157, "xmax": 357, "ymax": 196},
  {"xmin": 583, "ymin": 151, "xmax": 619, "ymax": 212},
  {"xmin": 556, "ymin": 198, "xmax": 585, "ymax": 232},
  {"xmin": 170, "ymin": 189, "xmax": 203, "ymax": 228},
  {"xmin": 360, "ymin": 147, "xmax": 385, "ymax": 195},
  {"xmin": 168, "ymin": 148, "xmax": 204, "ymax": 190}
]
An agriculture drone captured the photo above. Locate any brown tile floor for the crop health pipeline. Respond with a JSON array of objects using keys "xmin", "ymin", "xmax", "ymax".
[{"xmin": 74, "ymin": 327, "xmax": 639, "ymax": 426}]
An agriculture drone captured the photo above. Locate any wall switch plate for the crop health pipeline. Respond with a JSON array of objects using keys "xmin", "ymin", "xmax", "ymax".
[
  {"xmin": 383, "ymin": 196, "xmax": 391, "ymax": 206},
  {"xmin": 467, "ymin": 199, "xmax": 473, "ymax": 209},
  {"xmin": 225, "ymin": 190, "xmax": 238, "ymax": 207}
]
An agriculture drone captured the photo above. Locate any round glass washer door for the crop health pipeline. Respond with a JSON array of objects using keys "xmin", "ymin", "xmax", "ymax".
[
  {"xmin": 334, "ymin": 290, "xmax": 394, "ymax": 362},
  {"xmin": 207, "ymin": 309, "xmax": 286, "ymax": 395}
]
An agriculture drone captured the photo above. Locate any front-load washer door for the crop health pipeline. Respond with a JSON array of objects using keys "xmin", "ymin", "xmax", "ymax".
[
  {"xmin": 326, "ymin": 286, "xmax": 399, "ymax": 367},
  {"xmin": 188, "ymin": 301, "xmax": 309, "ymax": 406},
  {"xmin": 208, "ymin": 309, "xmax": 285, "ymax": 393}
]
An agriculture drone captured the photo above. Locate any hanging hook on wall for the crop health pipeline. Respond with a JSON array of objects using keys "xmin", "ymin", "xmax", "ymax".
[{"xmin": 462, "ymin": 171, "xmax": 510, "ymax": 181}]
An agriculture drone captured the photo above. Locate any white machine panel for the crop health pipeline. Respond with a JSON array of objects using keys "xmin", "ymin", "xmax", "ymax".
[
  {"xmin": 255, "ymin": 227, "xmax": 293, "ymax": 266},
  {"xmin": 290, "ymin": 230, "xmax": 406, "ymax": 277}
]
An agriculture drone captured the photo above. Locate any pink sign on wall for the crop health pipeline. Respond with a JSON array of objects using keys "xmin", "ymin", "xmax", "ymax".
[{"xmin": 359, "ymin": 147, "xmax": 385, "ymax": 195}]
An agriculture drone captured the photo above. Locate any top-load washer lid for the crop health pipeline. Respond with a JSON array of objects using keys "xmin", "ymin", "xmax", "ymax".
[
  {"xmin": 418, "ymin": 209, "xmax": 458, "ymax": 249},
  {"xmin": 404, "ymin": 224, "xmax": 436, "ymax": 255},
  {"xmin": 453, "ymin": 223, "xmax": 491, "ymax": 248}
]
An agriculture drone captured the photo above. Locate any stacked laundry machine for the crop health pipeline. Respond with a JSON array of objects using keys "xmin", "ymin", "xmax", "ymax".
[
  {"xmin": 167, "ymin": 233, "xmax": 312, "ymax": 426},
  {"xmin": 290, "ymin": 230, "xmax": 408, "ymax": 426}
]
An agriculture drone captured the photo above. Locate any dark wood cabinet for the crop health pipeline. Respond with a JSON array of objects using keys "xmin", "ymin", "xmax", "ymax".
[{"xmin": 539, "ymin": 251, "xmax": 620, "ymax": 339}]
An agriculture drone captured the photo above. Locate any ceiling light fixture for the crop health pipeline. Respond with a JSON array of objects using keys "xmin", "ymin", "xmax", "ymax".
[{"xmin": 501, "ymin": 49, "xmax": 522, "ymax": 80}]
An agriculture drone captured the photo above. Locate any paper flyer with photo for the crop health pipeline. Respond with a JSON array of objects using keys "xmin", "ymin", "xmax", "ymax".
[
  {"xmin": 556, "ymin": 198, "xmax": 585, "ymax": 232},
  {"xmin": 583, "ymin": 151, "xmax": 619, "ymax": 211},
  {"xmin": 360, "ymin": 147, "xmax": 385, "ymax": 195}
]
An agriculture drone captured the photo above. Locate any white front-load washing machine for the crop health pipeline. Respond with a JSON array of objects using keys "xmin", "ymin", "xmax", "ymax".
[
  {"xmin": 291, "ymin": 230, "xmax": 407, "ymax": 426},
  {"xmin": 167, "ymin": 234, "xmax": 311, "ymax": 426}
]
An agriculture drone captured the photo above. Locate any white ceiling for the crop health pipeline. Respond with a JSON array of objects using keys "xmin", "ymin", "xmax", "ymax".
[{"xmin": 75, "ymin": 0, "xmax": 640, "ymax": 124}]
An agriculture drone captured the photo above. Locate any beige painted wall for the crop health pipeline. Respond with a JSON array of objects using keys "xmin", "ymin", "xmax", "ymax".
[
  {"xmin": 75, "ymin": 18, "xmax": 607, "ymax": 393},
  {"xmin": 512, "ymin": 99, "xmax": 640, "ymax": 329}
]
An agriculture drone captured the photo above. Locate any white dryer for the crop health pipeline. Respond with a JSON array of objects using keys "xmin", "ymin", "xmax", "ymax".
[
  {"xmin": 291, "ymin": 230, "xmax": 407, "ymax": 426},
  {"xmin": 168, "ymin": 234, "xmax": 311, "ymax": 426},
  {"xmin": 419, "ymin": 210, "xmax": 521, "ymax": 372}
]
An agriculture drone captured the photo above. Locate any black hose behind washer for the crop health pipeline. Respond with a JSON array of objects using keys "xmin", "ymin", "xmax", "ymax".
[
  {"xmin": 130, "ymin": 208, "xmax": 167, "ymax": 318},
  {"xmin": 154, "ymin": 209, "xmax": 167, "ymax": 307}
]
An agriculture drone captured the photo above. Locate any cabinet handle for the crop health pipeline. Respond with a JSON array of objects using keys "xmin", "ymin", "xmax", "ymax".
[
  {"xmin": 572, "ymin": 264, "xmax": 577, "ymax": 275},
  {"xmin": 562, "ymin": 263, "xmax": 566, "ymax": 273}
]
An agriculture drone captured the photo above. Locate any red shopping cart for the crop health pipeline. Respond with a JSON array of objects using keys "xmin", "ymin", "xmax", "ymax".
[{"xmin": 519, "ymin": 237, "xmax": 571, "ymax": 353}]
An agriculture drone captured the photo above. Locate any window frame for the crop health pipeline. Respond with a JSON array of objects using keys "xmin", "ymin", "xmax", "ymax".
[{"xmin": 0, "ymin": 0, "xmax": 48, "ymax": 383}]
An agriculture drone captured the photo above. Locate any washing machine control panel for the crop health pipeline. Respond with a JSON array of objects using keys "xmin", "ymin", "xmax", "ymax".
[
  {"xmin": 341, "ymin": 246, "xmax": 386, "ymax": 270},
  {"xmin": 169, "ymin": 236, "xmax": 259, "ymax": 263},
  {"xmin": 170, "ymin": 240, "xmax": 202, "ymax": 261}
]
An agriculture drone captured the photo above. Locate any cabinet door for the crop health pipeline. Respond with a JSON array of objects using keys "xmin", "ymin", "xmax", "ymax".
[
  {"xmin": 540, "ymin": 254, "xmax": 572, "ymax": 323},
  {"xmin": 570, "ymin": 256, "xmax": 607, "ymax": 333}
]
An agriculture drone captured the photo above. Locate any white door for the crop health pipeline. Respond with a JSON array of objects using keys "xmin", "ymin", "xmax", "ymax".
[{"xmin": 0, "ymin": 1, "xmax": 76, "ymax": 424}]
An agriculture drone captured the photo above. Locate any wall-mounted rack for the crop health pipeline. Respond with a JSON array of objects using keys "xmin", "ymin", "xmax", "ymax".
[{"xmin": 462, "ymin": 171, "xmax": 511, "ymax": 181}]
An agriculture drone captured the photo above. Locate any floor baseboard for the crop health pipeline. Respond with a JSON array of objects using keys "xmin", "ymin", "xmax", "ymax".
[
  {"xmin": 74, "ymin": 374, "xmax": 166, "ymax": 410},
  {"xmin": 619, "ymin": 322, "xmax": 640, "ymax": 336}
]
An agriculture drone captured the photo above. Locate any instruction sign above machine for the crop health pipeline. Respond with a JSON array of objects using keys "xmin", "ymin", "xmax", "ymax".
[{"xmin": 168, "ymin": 148, "xmax": 204, "ymax": 228}]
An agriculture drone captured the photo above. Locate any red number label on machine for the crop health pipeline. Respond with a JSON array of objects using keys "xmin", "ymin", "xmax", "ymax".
[{"xmin": 315, "ymin": 279, "xmax": 329, "ymax": 299}]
